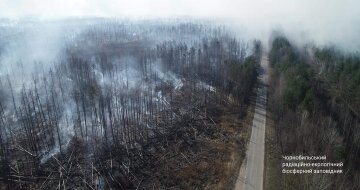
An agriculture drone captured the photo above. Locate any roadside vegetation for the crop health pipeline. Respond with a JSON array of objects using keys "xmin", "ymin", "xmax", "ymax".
[{"xmin": 267, "ymin": 35, "xmax": 360, "ymax": 189}]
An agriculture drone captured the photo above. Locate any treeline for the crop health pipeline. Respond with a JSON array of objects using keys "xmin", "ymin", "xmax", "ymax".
[
  {"xmin": 314, "ymin": 47, "xmax": 360, "ymax": 114},
  {"xmin": 314, "ymin": 47, "xmax": 360, "ymax": 174},
  {"xmin": 269, "ymin": 36, "xmax": 360, "ymax": 189},
  {"xmin": 0, "ymin": 21, "xmax": 260, "ymax": 189},
  {"xmin": 156, "ymin": 38, "xmax": 258, "ymax": 103}
]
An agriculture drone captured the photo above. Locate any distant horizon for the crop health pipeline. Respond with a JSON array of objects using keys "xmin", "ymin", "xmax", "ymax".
[{"xmin": 1, "ymin": 0, "xmax": 360, "ymax": 51}]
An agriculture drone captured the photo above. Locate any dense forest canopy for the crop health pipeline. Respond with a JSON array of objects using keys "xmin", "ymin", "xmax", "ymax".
[{"xmin": 268, "ymin": 35, "xmax": 360, "ymax": 189}]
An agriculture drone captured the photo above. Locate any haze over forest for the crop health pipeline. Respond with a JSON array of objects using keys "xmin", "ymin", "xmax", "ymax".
[
  {"xmin": 1, "ymin": 0, "xmax": 360, "ymax": 50},
  {"xmin": 0, "ymin": 1, "xmax": 360, "ymax": 189}
]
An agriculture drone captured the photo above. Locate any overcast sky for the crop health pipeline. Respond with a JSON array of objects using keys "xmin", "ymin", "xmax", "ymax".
[{"xmin": 1, "ymin": 0, "xmax": 360, "ymax": 50}]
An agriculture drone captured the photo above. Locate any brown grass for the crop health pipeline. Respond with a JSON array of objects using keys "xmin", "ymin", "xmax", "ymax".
[
  {"xmin": 203, "ymin": 95, "xmax": 256, "ymax": 190},
  {"xmin": 264, "ymin": 67, "xmax": 284, "ymax": 190}
]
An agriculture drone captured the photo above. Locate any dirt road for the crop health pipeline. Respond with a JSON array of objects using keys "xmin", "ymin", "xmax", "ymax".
[{"xmin": 234, "ymin": 53, "xmax": 269, "ymax": 190}]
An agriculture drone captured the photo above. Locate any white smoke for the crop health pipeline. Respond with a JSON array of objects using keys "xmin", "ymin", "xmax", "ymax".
[{"xmin": 1, "ymin": 0, "xmax": 359, "ymax": 51}]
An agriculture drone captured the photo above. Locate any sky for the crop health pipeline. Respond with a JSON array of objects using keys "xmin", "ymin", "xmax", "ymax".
[{"xmin": 1, "ymin": 0, "xmax": 360, "ymax": 50}]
